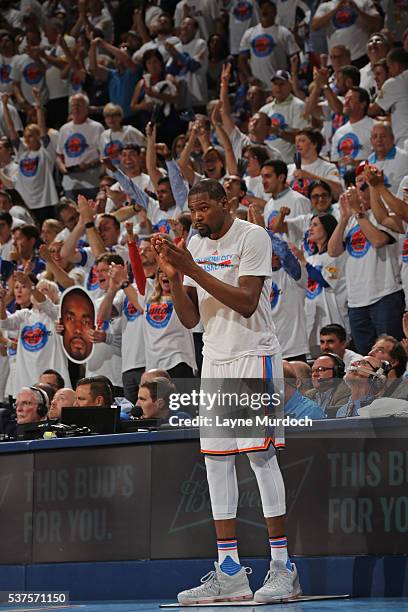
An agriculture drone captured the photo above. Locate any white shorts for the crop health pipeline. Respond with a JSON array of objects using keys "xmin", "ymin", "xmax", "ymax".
[{"xmin": 200, "ymin": 353, "xmax": 284, "ymax": 455}]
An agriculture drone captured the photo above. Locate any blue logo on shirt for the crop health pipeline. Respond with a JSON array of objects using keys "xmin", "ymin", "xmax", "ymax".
[
  {"xmin": 124, "ymin": 296, "xmax": 142, "ymax": 321},
  {"xmin": 19, "ymin": 157, "xmax": 39, "ymax": 177},
  {"xmin": 233, "ymin": 0, "xmax": 253, "ymax": 21},
  {"xmin": 337, "ymin": 133, "xmax": 361, "ymax": 159},
  {"xmin": 21, "ymin": 322, "xmax": 49, "ymax": 352},
  {"xmin": 86, "ymin": 264, "xmax": 99, "ymax": 291},
  {"xmin": 268, "ymin": 113, "xmax": 288, "ymax": 141},
  {"xmin": 153, "ymin": 219, "xmax": 171, "ymax": 234},
  {"xmin": 346, "ymin": 225, "xmax": 371, "ymax": 258},
  {"xmin": 332, "ymin": 7, "xmax": 358, "ymax": 28},
  {"xmin": 251, "ymin": 34, "xmax": 276, "ymax": 58},
  {"xmin": 64, "ymin": 132, "xmax": 88, "ymax": 158},
  {"xmin": 306, "ymin": 265, "xmax": 323, "ymax": 300},
  {"xmin": 104, "ymin": 140, "xmax": 123, "ymax": 163},
  {"xmin": 23, "ymin": 62, "xmax": 42, "ymax": 85},
  {"xmin": 0, "ymin": 63, "xmax": 12, "ymax": 83},
  {"xmin": 270, "ymin": 282, "xmax": 281, "ymax": 309},
  {"xmin": 146, "ymin": 302, "xmax": 173, "ymax": 328}
]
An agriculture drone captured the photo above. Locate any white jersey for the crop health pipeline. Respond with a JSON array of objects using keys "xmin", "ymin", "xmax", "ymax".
[
  {"xmin": 287, "ymin": 158, "xmax": 341, "ymax": 198},
  {"xmin": 113, "ymin": 288, "xmax": 145, "ymax": 371},
  {"xmin": 13, "ymin": 137, "xmax": 58, "ymax": 210},
  {"xmin": 0, "ymin": 300, "xmax": 70, "ymax": 398},
  {"xmin": 313, "ymin": 0, "xmax": 379, "ymax": 61},
  {"xmin": 184, "ymin": 218, "xmax": 280, "ymax": 363},
  {"xmin": 100, "ymin": 126, "xmax": 146, "ymax": 168},
  {"xmin": 263, "ymin": 187, "xmax": 311, "ymax": 233},
  {"xmin": 57, "ymin": 118, "xmax": 104, "ymax": 190},
  {"xmin": 343, "ymin": 210, "xmax": 401, "ymax": 307},
  {"xmin": 143, "ymin": 291, "xmax": 196, "ymax": 372},
  {"xmin": 376, "ymin": 70, "xmax": 408, "ymax": 148},
  {"xmin": 229, "ymin": 0, "xmax": 259, "ymax": 55},
  {"xmin": 11, "ymin": 53, "xmax": 48, "ymax": 106},
  {"xmin": 331, "ymin": 116, "xmax": 375, "ymax": 164},
  {"xmin": 304, "ymin": 251, "xmax": 348, "ymax": 346},
  {"xmin": 86, "ymin": 296, "xmax": 122, "ymax": 387},
  {"xmin": 229, "ymin": 126, "xmax": 281, "ymax": 163},
  {"xmin": 368, "ymin": 146, "xmax": 408, "ymax": 194},
  {"xmin": 270, "ymin": 266, "xmax": 309, "ymax": 358},
  {"xmin": 239, "ymin": 23, "xmax": 299, "ymax": 88},
  {"xmin": 259, "ymin": 95, "xmax": 309, "ymax": 163},
  {"xmin": 106, "ymin": 173, "xmax": 154, "ymax": 212}
]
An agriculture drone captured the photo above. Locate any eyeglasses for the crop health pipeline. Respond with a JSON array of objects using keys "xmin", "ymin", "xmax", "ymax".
[{"xmin": 311, "ymin": 366, "xmax": 334, "ymax": 373}]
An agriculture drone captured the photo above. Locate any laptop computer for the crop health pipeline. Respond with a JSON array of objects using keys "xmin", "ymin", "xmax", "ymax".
[{"xmin": 61, "ymin": 405, "xmax": 121, "ymax": 434}]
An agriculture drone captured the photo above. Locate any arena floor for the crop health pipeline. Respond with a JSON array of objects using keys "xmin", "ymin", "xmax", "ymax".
[{"xmin": 1, "ymin": 598, "xmax": 408, "ymax": 612}]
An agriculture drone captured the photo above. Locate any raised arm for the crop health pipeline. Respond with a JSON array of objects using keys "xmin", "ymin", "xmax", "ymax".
[
  {"xmin": 145, "ymin": 122, "xmax": 163, "ymax": 191},
  {"xmin": 39, "ymin": 244, "xmax": 76, "ymax": 288},
  {"xmin": 32, "ymin": 87, "xmax": 47, "ymax": 137},
  {"xmin": 211, "ymin": 103, "xmax": 238, "ymax": 175},
  {"xmin": 219, "ymin": 63, "xmax": 235, "ymax": 135},
  {"xmin": 178, "ymin": 125, "xmax": 199, "ymax": 186},
  {"xmin": 98, "ymin": 38, "xmax": 139, "ymax": 73},
  {"xmin": 1, "ymin": 93, "xmax": 17, "ymax": 141},
  {"xmin": 345, "ymin": 186, "xmax": 393, "ymax": 248},
  {"xmin": 328, "ymin": 194, "xmax": 351, "ymax": 256},
  {"xmin": 89, "ymin": 37, "xmax": 109, "ymax": 82}
]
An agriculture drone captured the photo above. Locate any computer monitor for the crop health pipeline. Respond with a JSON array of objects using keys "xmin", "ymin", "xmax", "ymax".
[{"xmin": 61, "ymin": 405, "xmax": 120, "ymax": 434}]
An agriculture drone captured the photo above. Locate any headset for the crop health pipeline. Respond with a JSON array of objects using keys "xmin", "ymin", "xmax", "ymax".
[
  {"xmin": 348, "ymin": 360, "xmax": 392, "ymax": 392},
  {"xmin": 29, "ymin": 386, "xmax": 50, "ymax": 418},
  {"xmin": 323, "ymin": 353, "xmax": 346, "ymax": 378}
]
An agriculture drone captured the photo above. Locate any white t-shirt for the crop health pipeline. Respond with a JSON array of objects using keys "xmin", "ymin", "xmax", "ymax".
[
  {"xmin": 105, "ymin": 173, "xmax": 154, "ymax": 212},
  {"xmin": 304, "ymin": 251, "xmax": 348, "ymax": 346},
  {"xmin": 368, "ymin": 146, "xmax": 408, "ymax": 194},
  {"xmin": 174, "ymin": 0, "xmax": 220, "ymax": 40},
  {"xmin": 44, "ymin": 35, "xmax": 75, "ymax": 100},
  {"xmin": 276, "ymin": 0, "xmax": 311, "ymax": 30},
  {"xmin": 0, "ymin": 102, "xmax": 23, "ymax": 139},
  {"xmin": 0, "ymin": 54, "xmax": 19, "ymax": 94},
  {"xmin": 113, "ymin": 287, "xmax": 145, "ymax": 371},
  {"xmin": 263, "ymin": 187, "xmax": 311, "ymax": 233},
  {"xmin": 331, "ymin": 115, "xmax": 375, "ymax": 164},
  {"xmin": 259, "ymin": 95, "xmax": 309, "ymax": 164},
  {"xmin": 287, "ymin": 158, "xmax": 341, "ymax": 198},
  {"xmin": 0, "ymin": 300, "xmax": 70, "ymax": 398},
  {"xmin": 239, "ymin": 23, "xmax": 299, "ymax": 88},
  {"xmin": 99, "ymin": 126, "xmax": 146, "ymax": 168},
  {"xmin": 143, "ymin": 293, "xmax": 196, "ymax": 372},
  {"xmin": 343, "ymin": 210, "xmax": 401, "ymax": 307},
  {"xmin": 172, "ymin": 38, "xmax": 208, "ymax": 106},
  {"xmin": 86, "ymin": 296, "xmax": 122, "ymax": 387},
  {"xmin": 271, "ymin": 266, "xmax": 309, "ymax": 358},
  {"xmin": 11, "ymin": 53, "xmax": 48, "ymax": 106},
  {"xmin": 244, "ymin": 175, "xmax": 268, "ymax": 201},
  {"xmin": 13, "ymin": 137, "xmax": 58, "ymax": 210},
  {"xmin": 229, "ymin": 126, "xmax": 282, "ymax": 163},
  {"xmin": 313, "ymin": 0, "xmax": 379, "ymax": 61},
  {"xmin": 360, "ymin": 62, "xmax": 377, "ymax": 100},
  {"xmin": 376, "ymin": 70, "xmax": 408, "ymax": 148},
  {"xmin": 134, "ymin": 36, "xmax": 181, "ymax": 65},
  {"xmin": 57, "ymin": 118, "xmax": 104, "ymax": 190},
  {"xmin": 184, "ymin": 219, "xmax": 280, "ymax": 363},
  {"xmin": 229, "ymin": 0, "xmax": 259, "ymax": 55}
]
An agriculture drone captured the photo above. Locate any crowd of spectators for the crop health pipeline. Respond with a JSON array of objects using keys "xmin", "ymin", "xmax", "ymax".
[{"xmin": 1, "ymin": 0, "xmax": 408, "ymax": 436}]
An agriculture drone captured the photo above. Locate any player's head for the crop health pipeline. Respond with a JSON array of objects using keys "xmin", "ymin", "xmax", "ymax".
[{"xmin": 188, "ymin": 179, "xmax": 230, "ymax": 238}]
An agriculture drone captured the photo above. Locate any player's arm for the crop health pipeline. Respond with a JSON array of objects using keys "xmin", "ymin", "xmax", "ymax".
[{"xmin": 169, "ymin": 275, "xmax": 200, "ymax": 329}]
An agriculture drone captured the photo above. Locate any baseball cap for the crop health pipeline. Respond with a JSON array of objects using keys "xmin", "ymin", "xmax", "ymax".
[{"xmin": 271, "ymin": 70, "xmax": 291, "ymax": 82}]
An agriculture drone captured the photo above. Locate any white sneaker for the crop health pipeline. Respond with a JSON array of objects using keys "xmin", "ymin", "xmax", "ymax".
[
  {"xmin": 177, "ymin": 562, "xmax": 253, "ymax": 605},
  {"xmin": 254, "ymin": 560, "xmax": 302, "ymax": 603}
]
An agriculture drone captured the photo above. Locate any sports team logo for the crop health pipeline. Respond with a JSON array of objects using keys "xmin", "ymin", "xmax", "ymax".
[
  {"xmin": 64, "ymin": 132, "xmax": 88, "ymax": 158},
  {"xmin": 23, "ymin": 62, "xmax": 42, "ymax": 85},
  {"xmin": 19, "ymin": 157, "xmax": 39, "ymax": 177},
  {"xmin": 21, "ymin": 322, "xmax": 49, "ymax": 352},
  {"xmin": 233, "ymin": 0, "xmax": 253, "ymax": 21},
  {"xmin": 337, "ymin": 133, "xmax": 361, "ymax": 159},
  {"xmin": 332, "ymin": 7, "xmax": 357, "ymax": 28},
  {"xmin": 305, "ymin": 266, "xmax": 323, "ymax": 300},
  {"xmin": 153, "ymin": 219, "xmax": 171, "ymax": 234},
  {"xmin": 303, "ymin": 229, "xmax": 314, "ymax": 256},
  {"xmin": 291, "ymin": 176, "xmax": 311, "ymax": 197},
  {"xmin": 146, "ymin": 302, "xmax": 173, "ymax": 328},
  {"xmin": 104, "ymin": 140, "xmax": 123, "ymax": 163},
  {"xmin": 270, "ymin": 282, "xmax": 281, "ymax": 309},
  {"xmin": 124, "ymin": 296, "xmax": 142, "ymax": 321},
  {"xmin": 251, "ymin": 34, "xmax": 276, "ymax": 58},
  {"xmin": 268, "ymin": 113, "xmax": 288, "ymax": 141},
  {"xmin": 402, "ymin": 233, "xmax": 408, "ymax": 263},
  {"xmin": 266, "ymin": 209, "xmax": 278, "ymax": 231},
  {"xmin": 346, "ymin": 225, "xmax": 371, "ymax": 258},
  {"xmin": 86, "ymin": 264, "xmax": 99, "ymax": 291},
  {"xmin": 0, "ymin": 63, "xmax": 12, "ymax": 83}
]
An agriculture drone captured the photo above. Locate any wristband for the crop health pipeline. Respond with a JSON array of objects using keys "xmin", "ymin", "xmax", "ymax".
[
  {"xmin": 85, "ymin": 221, "xmax": 95, "ymax": 229},
  {"xmin": 121, "ymin": 281, "xmax": 130, "ymax": 290}
]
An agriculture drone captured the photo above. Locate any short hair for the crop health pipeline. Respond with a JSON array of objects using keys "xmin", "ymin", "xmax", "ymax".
[
  {"xmin": 372, "ymin": 120, "xmax": 394, "ymax": 138},
  {"xmin": 349, "ymin": 86, "xmax": 370, "ymax": 114},
  {"xmin": 387, "ymin": 47, "xmax": 408, "ymax": 69},
  {"xmin": 76, "ymin": 376, "xmax": 113, "ymax": 406},
  {"xmin": 96, "ymin": 252, "xmax": 125, "ymax": 266},
  {"xmin": 320, "ymin": 324, "xmax": 347, "ymax": 342},
  {"xmin": 42, "ymin": 218, "xmax": 63, "ymax": 233},
  {"xmin": 0, "ymin": 211, "xmax": 12, "ymax": 227},
  {"xmin": 41, "ymin": 369, "xmax": 65, "ymax": 390},
  {"xmin": 340, "ymin": 65, "xmax": 361, "ymax": 86},
  {"xmin": 122, "ymin": 143, "xmax": 141, "ymax": 154},
  {"xmin": 140, "ymin": 377, "xmax": 177, "ymax": 410},
  {"xmin": 158, "ymin": 176, "xmax": 171, "ymax": 187},
  {"xmin": 98, "ymin": 213, "xmax": 120, "ymax": 231},
  {"xmin": 188, "ymin": 179, "xmax": 227, "ymax": 202},
  {"xmin": 376, "ymin": 334, "xmax": 407, "ymax": 378},
  {"xmin": 69, "ymin": 92, "xmax": 90, "ymax": 108},
  {"xmin": 15, "ymin": 224, "xmax": 39, "ymax": 242},
  {"xmin": 261, "ymin": 159, "xmax": 288, "ymax": 181},
  {"xmin": 103, "ymin": 102, "xmax": 124, "ymax": 118},
  {"xmin": 244, "ymin": 145, "xmax": 270, "ymax": 166},
  {"xmin": 258, "ymin": 0, "xmax": 277, "ymax": 9},
  {"xmin": 142, "ymin": 48, "xmax": 165, "ymax": 71},
  {"xmin": 57, "ymin": 200, "xmax": 77, "ymax": 217},
  {"xmin": 297, "ymin": 128, "xmax": 324, "ymax": 154},
  {"xmin": 308, "ymin": 180, "xmax": 332, "ymax": 199},
  {"xmin": 373, "ymin": 57, "xmax": 389, "ymax": 73}
]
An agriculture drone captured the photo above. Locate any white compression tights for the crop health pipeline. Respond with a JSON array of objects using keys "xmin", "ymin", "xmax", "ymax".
[{"xmin": 205, "ymin": 447, "xmax": 286, "ymax": 521}]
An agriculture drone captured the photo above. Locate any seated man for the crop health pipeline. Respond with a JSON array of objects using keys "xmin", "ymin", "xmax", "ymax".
[
  {"xmin": 290, "ymin": 361, "xmax": 313, "ymax": 396},
  {"xmin": 368, "ymin": 335, "xmax": 408, "ymax": 400},
  {"xmin": 74, "ymin": 376, "xmax": 113, "ymax": 407},
  {"xmin": 336, "ymin": 356, "xmax": 391, "ymax": 417},
  {"xmin": 283, "ymin": 361, "xmax": 326, "ymax": 420},
  {"xmin": 49, "ymin": 388, "xmax": 76, "ymax": 421},
  {"xmin": 306, "ymin": 354, "xmax": 350, "ymax": 417},
  {"xmin": 136, "ymin": 377, "xmax": 189, "ymax": 424},
  {"xmin": 39, "ymin": 369, "xmax": 66, "ymax": 393}
]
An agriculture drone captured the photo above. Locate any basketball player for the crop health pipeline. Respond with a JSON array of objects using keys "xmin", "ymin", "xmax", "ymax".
[{"xmin": 152, "ymin": 179, "xmax": 301, "ymax": 604}]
